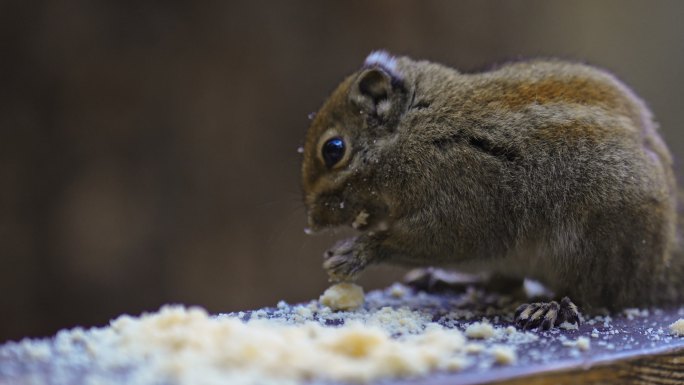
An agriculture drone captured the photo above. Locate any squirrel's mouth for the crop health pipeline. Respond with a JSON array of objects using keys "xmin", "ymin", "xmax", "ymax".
[
  {"xmin": 305, "ymin": 206, "xmax": 389, "ymax": 236},
  {"xmin": 304, "ymin": 191, "xmax": 391, "ymax": 235}
]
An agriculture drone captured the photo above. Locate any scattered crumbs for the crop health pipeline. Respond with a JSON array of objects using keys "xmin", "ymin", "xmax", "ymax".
[
  {"xmin": 623, "ymin": 308, "xmax": 649, "ymax": 320},
  {"xmin": 559, "ymin": 321, "xmax": 579, "ymax": 330},
  {"xmin": 295, "ymin": 305, "xmax": 313, "ymax": 319},
  {"xmin": 490, "ymin": 345, "xmax": 517, "ymax": 365},
  {"xmin": 505, "ymin": 329, "xmax": 539, "ymax": 344},
  {"xmin": 576, "ymin": 337, "xmax": 591, "ymax": 351},
  {"xmin": 603, "ymin": 316, "xmax": 613, "ymax": 328},
  {"xmin": 443, "ymin": 356, "xmax": 469, "ymax": 371},
  {"xmin": 253, "ymin": 309, "xmax": 267, "ymax": 318},
  {"xmin": 351, "ymin": 210, "xmax": 369, "ymax": 229},
  {"xmin": 388, "ymin": 283, "xmax": 407, "ymax": 299},
  {"xmin": 1, "ymin": 284, "xmax": 683, "ymax": 385},
  {"xmin": 465, "ymin": 322, "xmax": 496, "ymax": 339},
  {"xmin": 366, "ymin": 306, "xmax": 430, "ymax": 335},
  {"xmin": 20, "ymin": 339, "xmax": 52, "ymax": 361},
  {"xmin": 319, "ymin": 283, "xmax": 365, "ymax": 311},
  {"xmin": 3, "ymin": 305, "xmax": 473, "ymax": 385},
  {"xmin": 465, "ymin": 343, "xmax": 485, "ymax": 354},
  {"xmin": 670, "ymin": 319, "xmax": 684, "ymax": 336}
]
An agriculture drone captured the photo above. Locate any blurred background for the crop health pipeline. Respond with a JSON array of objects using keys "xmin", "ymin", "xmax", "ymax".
[{"xmin": 1, "ymin": 0, "xmax": 683, "ymax": 342}]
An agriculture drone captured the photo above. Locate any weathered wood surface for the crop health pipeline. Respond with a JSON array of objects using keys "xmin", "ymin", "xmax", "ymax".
[
  {"xmin": 1, "ymin": 286, "xmax": 682, "ymax": 385},
  {"xmin": 374, "ymin": 287, "xmax": 684, "ymax": 385},
  {"xmin": 402, "ymin": 348, "xmax": 684, "ymax": 385}
]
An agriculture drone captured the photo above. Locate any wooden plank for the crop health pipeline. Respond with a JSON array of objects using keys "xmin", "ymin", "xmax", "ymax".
[{"xmin": 489, "ymin": 350, "xmax": 684, "ymax": 385}]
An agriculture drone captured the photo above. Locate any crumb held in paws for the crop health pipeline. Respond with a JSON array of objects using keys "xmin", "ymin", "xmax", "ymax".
[{"xmin": 320, "ymin": 282, "xmax": 365, "ymax": 311}]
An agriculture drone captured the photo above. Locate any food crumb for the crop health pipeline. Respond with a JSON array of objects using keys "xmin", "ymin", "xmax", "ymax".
[
  {"xmin": 352, "ymin": 210, "xmax": 369, "ymax": 229},
  {"xmin": 490, "ymin": 345, "xmax": 516, "ymax": 365},
  {"xmin": 465, "ymin": 343, "xmax": 485, "ymax": 354},
  {"xmin": 21, "ymin": 340, "xmax": 51, "ymax": 361},
  {"xmin": 465, "ymin": 322, "xmax": 495, "ymax": 339},
  {"xmin": 670, "ymin": 319, "xmax": 684, "ymax": 336},
  {"xmin": 559, "ymin": 321, "xmax": 579, "ymax": 330},
  {"xmin": 576, "ymin": 337, "xmax": 590, "ymax": 351},
  {"xmin": 624, "ymin": 308, "xmax": 649, "ymax": 320},
  {"xmin": 561, "ymin": 336, "xmax": 590, "ymax": 351},
  {"xmin": 388, "ymin": 283, "xmax": 407, "ymax": 298},
  {"xmin": 320, "ymin": 282, "xmax": 365, "ymax": 311}
]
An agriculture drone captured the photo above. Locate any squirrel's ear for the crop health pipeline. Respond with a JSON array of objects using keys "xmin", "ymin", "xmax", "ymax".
[{"xmin": 349, "ymin": 66, "xmax": 406, "ymax": 124}]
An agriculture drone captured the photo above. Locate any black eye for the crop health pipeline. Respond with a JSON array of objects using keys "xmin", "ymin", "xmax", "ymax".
[{"xmin": 322, "ymin": 137, "xmax": 346, "ymax": 168}]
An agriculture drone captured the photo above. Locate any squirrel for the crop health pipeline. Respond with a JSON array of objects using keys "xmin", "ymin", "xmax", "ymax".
[{"xmin": 300, "ymin": 51, "xmax": 684, "ymax": 330}]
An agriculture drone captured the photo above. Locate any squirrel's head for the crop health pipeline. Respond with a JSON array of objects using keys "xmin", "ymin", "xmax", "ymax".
[{"xmin": 301, "ymin": 51, "xmax": 412, "ymax": 233}]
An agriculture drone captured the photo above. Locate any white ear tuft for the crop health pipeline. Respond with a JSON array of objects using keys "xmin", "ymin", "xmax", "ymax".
[{"xmin": 364, "ymin": 50, "xmax": 398, "ymax": 74}]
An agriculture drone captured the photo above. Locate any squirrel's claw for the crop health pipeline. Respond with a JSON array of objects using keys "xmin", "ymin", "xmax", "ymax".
[{"xmin": 515, "ymin": 297, "xmax": 580, "ymax": 331}]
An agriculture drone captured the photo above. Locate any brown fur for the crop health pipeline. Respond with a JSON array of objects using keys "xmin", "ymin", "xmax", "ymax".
[{"xmin": 301, "ymin": 52, "xmax": 683, "ymax": 311}]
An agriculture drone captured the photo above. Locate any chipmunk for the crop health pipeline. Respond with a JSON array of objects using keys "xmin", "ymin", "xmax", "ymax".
[{"xmin": 300, "ymin": 51, "xmax": 684, "ymax": 330}]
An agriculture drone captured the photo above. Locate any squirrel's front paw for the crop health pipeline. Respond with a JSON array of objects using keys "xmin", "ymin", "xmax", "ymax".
[
  {"xmin": 323, "ymin": 237, "xmax": 368, "ymax": 282},
  {"xmin": 515, "ymin": 297, "xmax": 580, "ymax": 330}
]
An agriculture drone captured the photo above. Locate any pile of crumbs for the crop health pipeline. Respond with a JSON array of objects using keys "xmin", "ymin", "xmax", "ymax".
[{"xmin": 1, "ymin": 283, "xmax": 683, "ymax": 385}]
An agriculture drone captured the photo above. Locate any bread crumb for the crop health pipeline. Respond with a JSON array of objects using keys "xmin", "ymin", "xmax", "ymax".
[
  {"xmin": 8, "ymin": 304, "xmax": 475, "ymax": 384},
  {"xmin": 559, "ymin": 321, "xmax": 578, "ymax": 330},
  {"xmin": 320, "ymin": 283, "xmax": 365, "ymax": 311},
  {"xmin": 465, "ymin": 343, "xmax": 485, "ymax": 354},
  {"xmin": 20, "ymin": 339, "xmax": 51, "ymax": 361},
  {"xmin": 562, "ymin": 336, "xmax": 590, "ymax": 351},
  {"xmin": 490, "ymin": 345, "xmax": 516, "ymax": 365},
  {"xmin": 670, "ymin": 318, "xmax": 684, "ymax": 336},
  {"xmin": 465, "ymin": 322, "xmax": 495, "ymax": 339},
  {"xmin": 576, "ymin": 337, "xmax": 590, "ymax": 351},
  {"xmin": 388, "ymin": 283, "xmax": 407, "ymax": 298},
  {"xmin": 352, "ymin": 210, "xmax": 369, "ymax": 229},
  {"xmin": 624, "ymin": 308, "xmax": 649, "ymax": 320}
]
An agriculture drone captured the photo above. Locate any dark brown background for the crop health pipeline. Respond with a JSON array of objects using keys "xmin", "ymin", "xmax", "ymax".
[{"xmin": 1, "ymin": 0, "xmax": 683, "ymax": 342}]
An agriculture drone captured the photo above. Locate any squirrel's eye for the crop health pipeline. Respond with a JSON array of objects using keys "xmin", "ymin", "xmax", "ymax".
[{"xmin": 322, "ymin": 137, "xmax": 346, "ymax": 168}]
